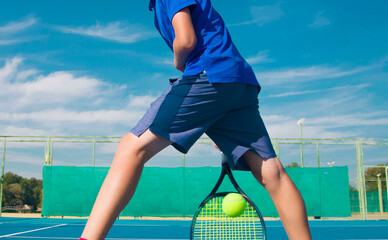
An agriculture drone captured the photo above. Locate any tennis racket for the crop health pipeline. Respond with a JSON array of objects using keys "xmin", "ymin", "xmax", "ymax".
[{"xmin": 190, "ymin": 154, "xmax": 266, "ymax": 239}]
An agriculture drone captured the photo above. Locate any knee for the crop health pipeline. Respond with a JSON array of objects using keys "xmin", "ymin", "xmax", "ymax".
[
  {"xmin": 116, "ymin": 131, "xmax": 166, "ymax": 165},
  {"xmin": 115, "ymin": 133, "xmax": 146, "ymax": 164},
  {"xmin": 252, "ymin": 158, "xmax": 287, "ymax": 192}
]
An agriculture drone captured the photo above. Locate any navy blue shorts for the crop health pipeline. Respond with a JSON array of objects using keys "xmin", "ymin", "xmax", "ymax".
[{"xmin": 131, "ymin": 73, "xmax": 276, "ymax": 170}]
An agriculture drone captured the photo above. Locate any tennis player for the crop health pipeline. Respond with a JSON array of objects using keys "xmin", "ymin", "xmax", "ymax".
[{"xmin": 80, "ymin": 0, "xmax": 312, "ymax": 239}]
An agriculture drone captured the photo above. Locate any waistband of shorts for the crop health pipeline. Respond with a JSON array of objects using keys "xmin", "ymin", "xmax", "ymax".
[
  {"xmin": 184, "ymin": 71, "xmax": 207, "ymax": 79},
  {"xmin": 169, "ymin": 71, "xmax": 208, "ymax": 84}
]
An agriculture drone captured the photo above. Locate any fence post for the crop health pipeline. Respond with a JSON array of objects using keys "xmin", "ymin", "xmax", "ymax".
[
  {"xmin": 49, "ymin": 137, "xmax": 53, "ymax": 166},
  {"xmin": 356, "ymin": 140, "xmax": 367, "ymax": 220},
  {"xmin": 299, "ymin": 124, "xmax": 304, "ymax": 167},
  {"xmin": 92, "ymin": 138, "xmax": 96, "ymax": 167},
  {"xmin": 273, "ymin": 139, "xmax": 278, "ymax": 157},
  {"xmin": 316, "ymin": 141, "xmax": 320, "ymax": 168},
  {"xmin": 45, "ymin": 137, "xmax": 50, "ymax": 165},
  {"xmin": 386, "ymin": 167, "xmax": 388, "ymax": 212},
  {"xmin": 0, "ymin": 137, "xmax": 6, "ymax": 216},
  {"xmin": 384, "ymin": 167, "xmax": 388, "ymax": 213},
  {"xmin": 377, "ymin": 174, "xmax": 383, "ymax": 215}
]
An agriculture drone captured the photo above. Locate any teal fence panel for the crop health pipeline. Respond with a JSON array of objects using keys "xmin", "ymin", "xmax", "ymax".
[{"xmin": 42, "ymin": 166, "xmax": 351, "ymax": 217}]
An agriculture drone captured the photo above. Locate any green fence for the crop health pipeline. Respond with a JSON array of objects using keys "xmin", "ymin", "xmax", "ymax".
[
  {"xmin": 1, "ymin": 136, "xmax": 387, "ymax": 219},
  {"xmin": 350, "ymin": 191, "xmax": 388, "ymax": 213},
  {"xmin": 42, "ymin": 166, "xmax": 351, "ymax": 218}
]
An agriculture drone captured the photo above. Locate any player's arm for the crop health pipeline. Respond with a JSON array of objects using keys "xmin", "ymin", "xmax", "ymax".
[{"xmin": 171, "ymin": 7, "xmax": 197, "ymax": 72}]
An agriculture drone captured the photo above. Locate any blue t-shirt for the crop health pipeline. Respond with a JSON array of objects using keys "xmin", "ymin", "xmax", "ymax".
[{"xmin": 149, "ymin": 0, "xmax": 259, "ymax": 87}]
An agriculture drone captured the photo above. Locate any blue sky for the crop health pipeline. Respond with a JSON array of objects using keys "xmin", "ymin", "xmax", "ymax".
[
  {"xmin": 1, "ymin": 0, "xmax": 387, "ymax": 139},
  {"xmin": 0, "ymin": 0, "xmax": 387, "ymax": 177}
]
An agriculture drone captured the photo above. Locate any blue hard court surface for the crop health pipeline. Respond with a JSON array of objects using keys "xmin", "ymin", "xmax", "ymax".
[{"xmin": 0, "ymin": 217, "xmax": 387, "ymax": 239}]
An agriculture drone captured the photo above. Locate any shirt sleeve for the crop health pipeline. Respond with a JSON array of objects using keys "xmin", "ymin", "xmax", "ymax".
[{"xmin": 163, "ymin": 0, "xmax": 197, "ymax": 22}]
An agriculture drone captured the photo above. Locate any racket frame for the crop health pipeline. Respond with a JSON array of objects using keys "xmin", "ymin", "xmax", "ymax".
[{"xmin": 190, "ymin": 162, "xmax": 267, "ymax": 239}]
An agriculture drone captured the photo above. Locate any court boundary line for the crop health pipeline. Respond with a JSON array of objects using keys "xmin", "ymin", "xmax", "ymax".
[
  {"xmin": 0, "ymin": 224, "xmax": 67, "ymax": 238},
  {"xmin": 6, "ymin": 238, "xmax": 188, "ymax": 240}
]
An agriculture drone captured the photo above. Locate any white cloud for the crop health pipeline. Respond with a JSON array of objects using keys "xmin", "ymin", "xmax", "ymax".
[
  {"xmin": 251, "ymin": 5, "xmax": 284, "ymax": 26},
  {"xmin": 246, "ymin": 50, "xmax": 274, "ymax": 65},
  {"xmin": 264, "ymin": 114, "xmax": 367, "ymax": 139},
  {"xmin": 269, "ymin": 89, "xmax": 322, "ymax": 98},
  {"xmin": 0, "ymin": 16, "xmax": 37, "ymax": 34},
  {"xmin": 58, "ymin": 21, "xmax": 157, "ymax": 43},
  {"xmin": 0, "ymin": 16, "xmax": 38, "ymax": 45},
  {"xmin": 228, "ymin": 5, "xmax": 284, "ymax": 27},
  {"xmin": 0, "ymin": 57, "xmax": 23, "ymax": 82},
  {"xmin": 17, "ymin": 72, "xmax": 103, "ymax": 104},
  {"xmin": 262, "ymin": 115, "xmax": 301, "ymax": 138},
  {"xmin": 0, "ymin": 57, "xmax": 146, "ymax": 136},
  {"xmin": 96, "ymin": 142, "xmax": 120, "ymax": 154},
  {"xmin": 0, "ymin": 109, "xmax": 144, "ymax": 125},
  {"xmin": 128, "ymin": 95, "xmax": 157, "ymax": 108},
  {"xmin": 261, "ymin": 81, "xmax": 388, "ymax": 139},
  {"xmin": 307, "ymin": 88, "xmax": 369, "ymax": 115},
  {"xmin": 0, "ymin": 39, "xmax": 27, "ymax": 45},
  {"xmin": 309, "ymin": 12, "xmax": 330, "ymax": 29},
  {"xmin": 268, "ymin": 84, "xmax": 370, "ymax": 98},
  {"xmin": 308, "ymin": 115, "xmax": 388, "ymax": 128},
  {"xmin": 154, "ymin": 57, "xmax": 173, "ymax": 66},
  {"xmin": 257, "ymin": 64, "xmax": 376, "ymax": 86},
  {"xmin": 228, "ymin": 4, "xmax": 284, "ymax": 27},
  {"xmin": 2, "ymin": 126, "xmax": 49, "ymax": 136},
  {"xmin": 4, "ymin": 150, "xmax": 43, "ymax": 164},
  {"xmin": 16, "ymin": 69, "xmax": 40, "ymax": 81},
  {"xmin": 0, "ymin": 57, "xmax": 127, "ymax": 109}
]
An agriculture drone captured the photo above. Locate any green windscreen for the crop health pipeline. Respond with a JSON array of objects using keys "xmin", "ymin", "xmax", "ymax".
[
  {"xmin": 350, "ymin": 191, "xmax": 388, "ymax": 213},
  {"xmin": 42, "ymin": 166, "xmax": 351, "ymax": 217}
]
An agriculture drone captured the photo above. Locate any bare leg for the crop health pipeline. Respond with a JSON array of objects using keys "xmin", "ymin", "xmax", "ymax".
[
  {"xmin": 244, "ymin": 151, "xmax": 312, "ymax": 240},
  {"xmin": 81, "ymin": 130, "xmax": 171, "ymax": 240}
]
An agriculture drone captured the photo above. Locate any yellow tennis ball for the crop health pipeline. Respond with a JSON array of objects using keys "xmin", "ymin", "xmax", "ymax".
[{"xmin": 222, "ymin": 193, "xmax": 246, "ymax": 217}]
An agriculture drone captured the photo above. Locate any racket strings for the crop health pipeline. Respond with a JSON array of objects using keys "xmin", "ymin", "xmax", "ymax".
[{"xmin": 192, "ymin": 196, "xmax": 265, "ymax": 239}]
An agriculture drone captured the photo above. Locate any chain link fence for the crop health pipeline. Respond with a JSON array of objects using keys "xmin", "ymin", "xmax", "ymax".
[{"xmin": 1, "ymin": 136, "xmax": 387, "ymax": 219}]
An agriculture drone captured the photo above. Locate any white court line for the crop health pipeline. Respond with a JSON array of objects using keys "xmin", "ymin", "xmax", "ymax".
[
  {"xmin": 261, "ymin": 225, "xmax": 388, "ymax": 229},
  {"xmin": 1, "ymin": 223, "xmax": 183, "ymax": 227},
  {"xmin": 308, "ymin": 225, "xmax": 388, "ymax": 228},
  {"xmin": 5, "ymin": 237, "xmax": 388, "ymax": 240},
  {"xmin": 0, "ymin": 224, "xmax": 67, "ymax": 238},
  {"xmin": 8, "ymin": 237, "xmax": 76, "ymax": 239},
  {"xmin": 7, "ymin": 238, "xmax": 187, "ymax": 240}
]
